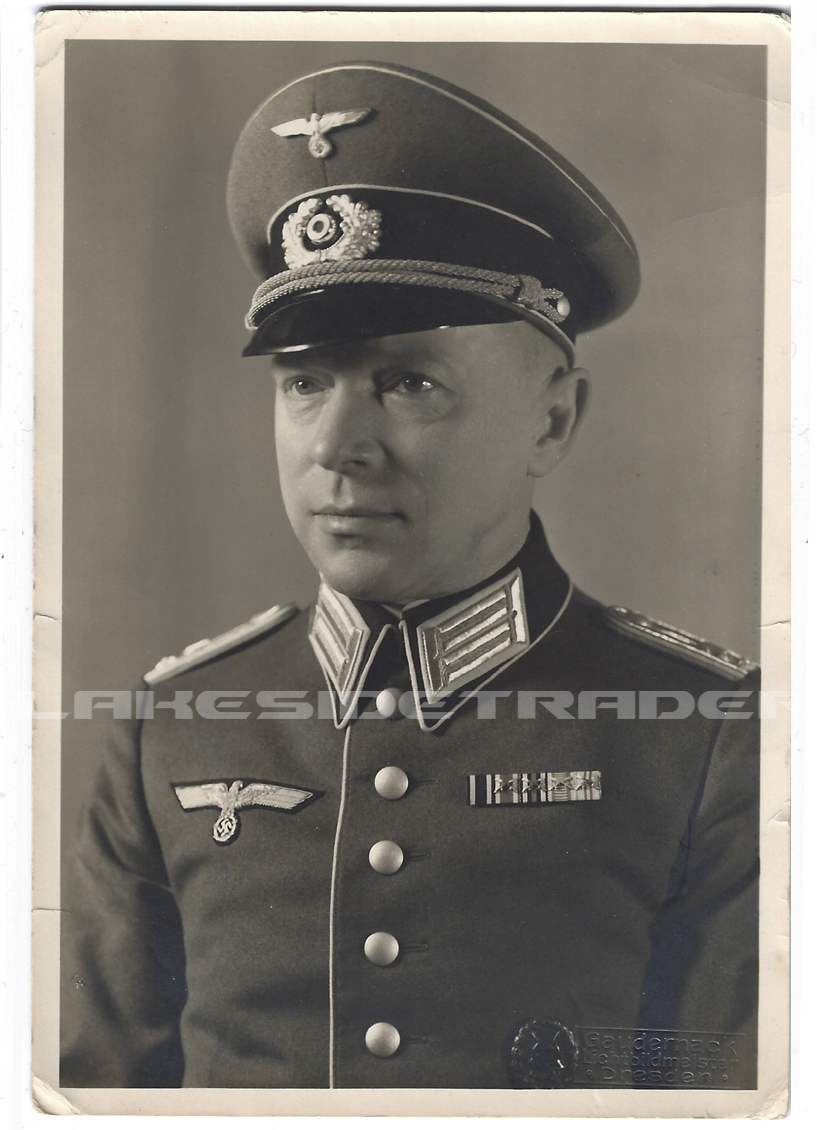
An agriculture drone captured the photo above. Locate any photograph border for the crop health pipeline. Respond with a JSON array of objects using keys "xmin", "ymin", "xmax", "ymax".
[{"xmin": 31, "ymin": 7, "xmax": 790, "ymax": 1118}]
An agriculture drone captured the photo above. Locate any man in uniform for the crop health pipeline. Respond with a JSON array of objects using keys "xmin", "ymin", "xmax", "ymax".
[{"xmin": 61, "ymin": 61, "xmax": 759, "ymax": 1091}]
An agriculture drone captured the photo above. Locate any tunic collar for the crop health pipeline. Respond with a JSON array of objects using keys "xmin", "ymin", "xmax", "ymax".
[{"xmin": 308, "ymin": 512, "xmax": 572, "ymax": 731}]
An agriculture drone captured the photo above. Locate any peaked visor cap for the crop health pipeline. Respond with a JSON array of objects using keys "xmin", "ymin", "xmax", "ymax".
[{"xmin": 227, "ymin": 61, "xmax": 640, "ymax": 361}]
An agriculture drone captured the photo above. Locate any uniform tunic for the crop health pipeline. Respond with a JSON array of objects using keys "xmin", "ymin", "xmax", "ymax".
[{"xmin": 61, "ymin": 518, "xmax": 759, "ymax": 1089}]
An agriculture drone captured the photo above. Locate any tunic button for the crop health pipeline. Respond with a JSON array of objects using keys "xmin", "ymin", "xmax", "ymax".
[
  {"xmin": 365, "ymin": 1022, "xmax": 401, "ymax": 1058},
  {"xmin": 374, "ymin": 766, "xmax": 409, "ymax": 800},
  {"xmin": 364, "ymin": 931, "xmax": 400, "ymax": 966},
  {"xmin": 368, "ymin": 840, "xmax": 404, "ymax": 875},
  {"xmin": 375, "ymin": 687, "xmax": 403, "ymax": 719}
]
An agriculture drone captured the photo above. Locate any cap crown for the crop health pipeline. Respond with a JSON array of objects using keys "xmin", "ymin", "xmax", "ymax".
[{"xmin": 228, "ymin": 61, "xmax": 639, "ymax": 350}]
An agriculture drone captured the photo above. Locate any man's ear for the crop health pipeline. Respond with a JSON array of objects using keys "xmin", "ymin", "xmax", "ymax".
[{"xmin": 528, "ymin": 368, "xmax": 591, "ymax": 478}]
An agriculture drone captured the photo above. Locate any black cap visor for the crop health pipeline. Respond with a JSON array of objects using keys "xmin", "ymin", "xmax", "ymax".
[{"xmin": 242, "ymin": 284, "xmax": 573, "ymax": 358}]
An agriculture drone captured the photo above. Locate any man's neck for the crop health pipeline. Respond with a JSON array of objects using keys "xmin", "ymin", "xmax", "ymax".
[{"xmin": 378, "ymin": 521, "xmax": 533, "ymax": 614}]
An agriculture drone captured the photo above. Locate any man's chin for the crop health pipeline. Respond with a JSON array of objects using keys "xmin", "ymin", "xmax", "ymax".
[
  {"xmin": 310, "ymin": 547, "xmax": 410, "ymax": 605},
  {"xmin": 319, "ymin": 569, "xmax": 403, "ymax": 605}
]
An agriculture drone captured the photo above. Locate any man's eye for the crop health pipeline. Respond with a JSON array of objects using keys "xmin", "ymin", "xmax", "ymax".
[
  {"xmin": 285, "ymin": 377, "xmax": 323, "ymax": 396},
  {"xmin": 385, "ymin": 374, "xmax": 436, "ymax": 395}
]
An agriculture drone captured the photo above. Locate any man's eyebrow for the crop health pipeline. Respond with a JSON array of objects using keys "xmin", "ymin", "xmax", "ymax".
[
  {"xmin": 372, "ymin": 357, "xmax": 455, "ymax": 380},
  {"xmin": 270, "ymin": 348, "xmax": 456, "ymax": 377},
  {"xmin": 269, "ymin": 355, "xmax": 317, "ymax": 371},
  {"xmin": 269, "ymin": 356, "xmax": 336, "ymax": 379}
]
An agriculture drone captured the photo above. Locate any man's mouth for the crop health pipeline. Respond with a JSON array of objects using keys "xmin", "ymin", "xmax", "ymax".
[
  {"xmin": 314, "ymin": 506, "xmax": 397, "ymax": 517},
  {"xmin": 312, "ymin": 506, "xmax": 402, "ymax": 534}
]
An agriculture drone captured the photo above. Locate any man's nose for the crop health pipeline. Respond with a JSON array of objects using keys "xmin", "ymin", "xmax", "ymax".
[{"xmin": 308, "ymin": 387, "xmax": 385, "ymax": 473}]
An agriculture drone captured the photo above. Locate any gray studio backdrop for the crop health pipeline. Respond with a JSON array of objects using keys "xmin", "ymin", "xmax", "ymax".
[{"xmin": 61, "ymin": 42, "xmax": 765, "ymax": 851}]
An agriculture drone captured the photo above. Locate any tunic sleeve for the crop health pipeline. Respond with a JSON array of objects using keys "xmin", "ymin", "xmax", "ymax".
[
  {"xmin": 60, "ymin": 710, "xmax": 186, "ymax": 1088},
  {"xmin": 638, "ymin": 673, "xmax": 760, "ymax": 1087}
]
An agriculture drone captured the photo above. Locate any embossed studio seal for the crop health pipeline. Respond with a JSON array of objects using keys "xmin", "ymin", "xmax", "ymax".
[{"xmin": 506, "ymin": 1018, "xmax": 579, "ymax": 1088}]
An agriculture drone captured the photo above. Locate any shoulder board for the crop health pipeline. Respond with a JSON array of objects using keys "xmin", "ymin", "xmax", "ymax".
[
  {"xmin": 144, "ymin": 602, "xmax": 299, "ymax": 686},
  {"xmin": 604, "ymin": 606, "xmax": 758, "ymax": 683}
]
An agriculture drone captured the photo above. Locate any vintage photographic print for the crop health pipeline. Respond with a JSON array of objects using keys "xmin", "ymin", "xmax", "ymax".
[{"xmin": 32, "ymin": 9, "xmax": 790, "ymax": 1118}]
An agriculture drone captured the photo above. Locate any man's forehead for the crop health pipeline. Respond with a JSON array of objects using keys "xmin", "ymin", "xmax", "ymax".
[
  {"xmin": 270, "ymin": 329, "xmax": 455, "ymax": 371},
  {"xmin": 269, "ymin": 321, "xmax": 566, "ymax": 374}
]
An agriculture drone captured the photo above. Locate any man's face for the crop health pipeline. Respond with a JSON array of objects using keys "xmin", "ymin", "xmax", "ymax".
[{"xmin": 272, "ymin": 320, "xmax": 570, "ymax": 604}]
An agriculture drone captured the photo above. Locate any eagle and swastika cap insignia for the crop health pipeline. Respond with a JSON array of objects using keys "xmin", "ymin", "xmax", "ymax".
[
  {"xmin": 173, "ymin": 779, "xmax": 316, "ymax": 844},
  {"xmin": 468, "ymin": 771, "xmax": 601, "ymax": 806},
  {"xmin": 271, "ymin": 107, "xmax": 372, "ymax": 158},
  {"xmin": 227, "ymin": 61, "xmax": 639, "ymax": 360}
]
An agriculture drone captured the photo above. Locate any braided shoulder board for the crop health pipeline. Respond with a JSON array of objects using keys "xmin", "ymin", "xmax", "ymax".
[
  {"xmin": 604, "ymin": 606, "xmax": 758, "ymax": 683},
  {"xmin": 144, "ymin": 603, "xmax": 299, "ymax": 686}
]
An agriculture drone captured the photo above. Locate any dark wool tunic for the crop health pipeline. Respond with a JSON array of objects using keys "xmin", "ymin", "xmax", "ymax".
[{"xmin": 61, "ymin": 520, "xmax": 759, "ymax": 1090}]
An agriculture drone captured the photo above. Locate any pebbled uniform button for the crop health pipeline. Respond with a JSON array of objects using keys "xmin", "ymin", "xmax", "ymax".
[
  {"xmin": 374, "ymin": 766, "xmax": 409, "ymax": 800},
  {"xmin": 365, "ymin": 1022, "xmax": 401, "ymax": 1058},
  {"xmin": 368, "ymin": 840, "xmax": 404, "ymax": 875},
  {"xmin": 375, "ymin": 687, "xmax": 403, "ymax": 719},
  {"xmin": 364, "ymin": 931, "xmax": 400, "ymax": 966}
]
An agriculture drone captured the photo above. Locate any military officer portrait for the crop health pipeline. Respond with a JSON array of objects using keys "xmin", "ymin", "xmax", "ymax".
[{"xmin": 58, "ymin": 38, "xmax": 767, "ymax": 1095}]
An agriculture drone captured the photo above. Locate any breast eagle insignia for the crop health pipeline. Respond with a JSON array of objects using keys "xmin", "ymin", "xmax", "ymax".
[{"xmin": 173, "ymin": 779, "xmax": 316, "ymax": 844}]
